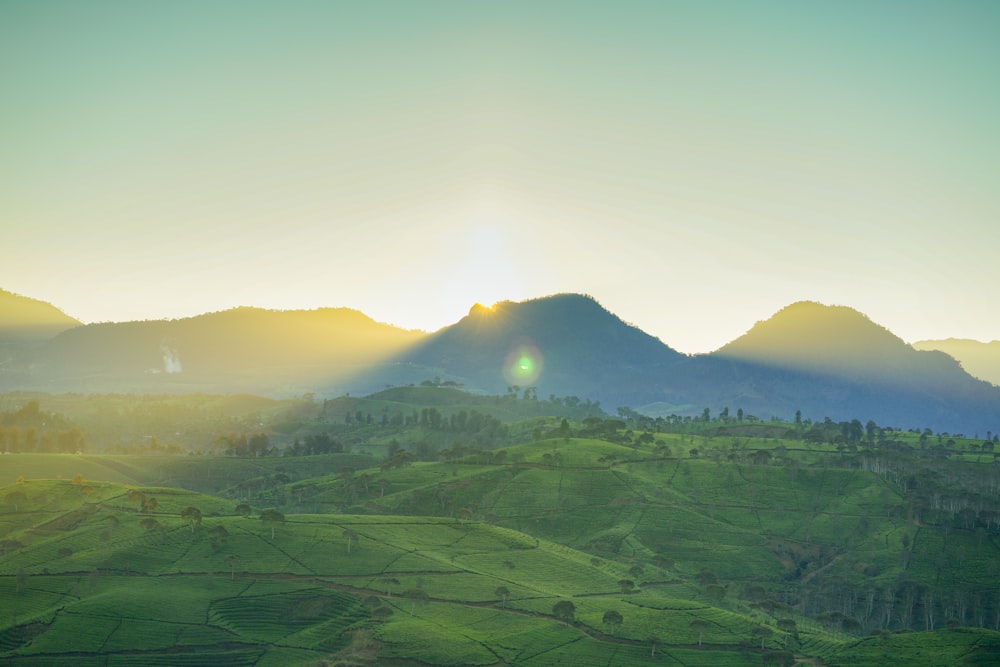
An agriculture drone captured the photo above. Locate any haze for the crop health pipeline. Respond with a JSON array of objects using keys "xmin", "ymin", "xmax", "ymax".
[{"xmin": 2, "ymin": 2, "xmax": 998, "ymax": 353}]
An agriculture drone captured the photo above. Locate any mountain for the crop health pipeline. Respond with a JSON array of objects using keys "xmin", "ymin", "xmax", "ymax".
[
  {"xmin": 0, "ymin": 288, "xmax": 81, "ymax": 340},
  {"xmin": 912, "ymin": 338, "xmax": 1000, "ymax": 387},
  {"xmin": 396, "ymin": 293, "xmax": 687, "ymax": 407},
  {"xmin": 716, "ymin": 301, "xmax": 925, "ymax": 379},
  {"xmin": 3, "ymin": 307, "xmax": 424, "ymax": 395},
  {"xmin": 699, "ymin": 301, "xmax": 1000, "ymax": 431},
  {"xmin": 2, "ymin": 290, "xmax": 999, "ymax": 433}
]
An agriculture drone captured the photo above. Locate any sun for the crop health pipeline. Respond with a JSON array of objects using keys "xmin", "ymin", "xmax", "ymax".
[{"xmin": 443, "ymin": 209, "xmax": 525, "ymax": 312}]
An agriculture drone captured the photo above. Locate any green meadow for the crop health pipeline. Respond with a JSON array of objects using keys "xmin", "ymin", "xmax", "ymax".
[{"xmin": 2, "ymin": 389, "xmax": 1000, "ymax": 665}]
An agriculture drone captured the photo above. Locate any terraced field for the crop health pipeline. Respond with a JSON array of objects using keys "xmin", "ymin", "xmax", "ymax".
[{"xmin": 3, "ymin": 421, "xmax": 1000, "ymax": 665}]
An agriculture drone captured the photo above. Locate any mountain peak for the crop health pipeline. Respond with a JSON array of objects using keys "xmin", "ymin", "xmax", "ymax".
[
  {"xmin": 407, "ymin": 293, "xmax": 683, "ymax": 404},
  {"xmin": 715, "ymin": 301, "xmax": 914, "ymax": 377}
]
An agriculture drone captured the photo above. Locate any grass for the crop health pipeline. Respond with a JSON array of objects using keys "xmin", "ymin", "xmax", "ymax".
[
  {"xmin": 4, "ymin": 415, "xmax": 1000, "ymax": 666},
  {"xmin": 2, "ymin": 479, "xmax": 792, "ymax": 665}
]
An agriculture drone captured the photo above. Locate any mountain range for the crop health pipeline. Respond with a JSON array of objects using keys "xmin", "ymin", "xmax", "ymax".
[
  {"xmin": 912, "ymin": 338, "xmax": 1000, "ymax": 387},
  {"xmin": 2, "ymin": 289, "xmax": 999, "ymax": 433}
]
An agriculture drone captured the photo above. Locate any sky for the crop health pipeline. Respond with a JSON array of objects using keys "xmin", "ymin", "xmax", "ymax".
[{"xmin": 2, "ymin": 1, "xmax": 999, "ymax": 354}]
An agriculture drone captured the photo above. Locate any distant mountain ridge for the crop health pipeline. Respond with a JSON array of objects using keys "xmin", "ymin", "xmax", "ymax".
[
  {"xmin": 4, "ymin": 305, "xmax": 423, "ymax": 395},
  {"xmin": 912, "ymin": 338, "xmax": 1000, "ymax": 387},
  {"xmin": 1, "ymin": 289, "xmax": 998, "ymax": 432},
  {"xmin": 685, "ymin": 302, "xmax": 996, "ymax": 432},
  {"xmin": 0, "ymin": 289, "xmax": 81, "ymax": 340}
]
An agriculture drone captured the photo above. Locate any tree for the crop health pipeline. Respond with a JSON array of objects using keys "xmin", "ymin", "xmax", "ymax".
[
  {"xmin": 618, "ymin": 579, "xmax": 635, "ymax": 594},
  {"xmin": 552, "ymin": 600, "xmax": 576, "ymax": 622},
  {"xmin": 234, "ymin": 502, "xmax": 252, "ymax": 517},
  {"xmin": 752, "ymin": 625, "xmax": 773, "ymax": 650},
  {"xmin": 260, "ymin": 509, "xmax": 284, "ymax": 539},
  {"xmin": 652, "ymin": 554, "xmax": 674, "ymax": 572},
  {"xmin": 180, "ymin": 506, "xmax": 202, "ymax": 533},
  {"xmin": 208, "ymin": 524, "xmax": 229, "ymax": 551},
  {"xmin": 690, "ymin": 618, "xmax": 710, "ymax": 646},
  {"xmin": 603, "ymin": 609, "xmax": 623, "ymax": 636},
  {"xmin": 763, "ymin": 651, "xmax": 796, "ymax": 667},
  {"xmin": 224, "ymin": 553, "xmax": 240, "ymax": 580},
  {"xmin": 694, "ymin": 567, "xmax": 717, "ymax": 586},
  {"xmin": 333, "ymin": 626, "xmax": 382, "ymax": 664},
  {"xmin": 103, "ymin": 514, "xmax": 120, "ymax": 534},
  {"xmin": 5, "ymin": 490, "xmax": 26, "ymax": 512},
  {"xmin": 776, "ymin": 618, "xmax": 798, "ymax": 645},
  {"xmin": 343, "ymin": 528, "xmax": 360, "ymax": 554},
  {"xmin": 139, "ymin": 517, "xmax": 162, "ymax": 532},
  {"xmin": 495, "ymin": 586, "xmax": 510, "ymax": 609},
  {"xmin": 0, "ymin": 539, "xmax": 24, "ymax": 556},
  {"xmin": 372, "ymin": 605, "xmax": 394, "ymax": 622},
  {"xmin": 648, "ymin": 635, "xmax": 662, "ymax": 657},
  {"xmin": 706, "ymin": 584, "xmax": 726, "ymax": 602},
  {"xmin": 559, "ymin": 418, "xmax": 571, "ymax": 441},
  {"xmin": 15, "ymin": 568, "xmax": 28, "ymax": 595},
  {"xmin": 379, "ymin": 576, "xmax": 400, "ymax": 597},
  {"xmin": 127, "ymin": 489, "xmax": 146, "ymax": 510},
  {"xmin": 402, "ymin": 587, "xmax": 429, "ymax": 615}
]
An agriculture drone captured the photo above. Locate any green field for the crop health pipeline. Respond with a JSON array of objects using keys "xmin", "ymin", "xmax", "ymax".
[{"xmin": 3, "ymin": 389, "xmax": 1000, "ymax": 665}]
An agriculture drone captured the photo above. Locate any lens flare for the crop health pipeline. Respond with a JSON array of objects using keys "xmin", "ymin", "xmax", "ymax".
[{"xmin": 503, "ymin": 340, "xmax": 543, "ymax": 386}]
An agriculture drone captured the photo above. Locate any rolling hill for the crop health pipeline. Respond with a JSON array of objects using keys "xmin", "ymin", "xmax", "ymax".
[
  {"xmin": 0, "ymin": 289, "xmax": 81, "ymax": 341},
  {"xmin": 4, "ymin": 411, "xmax": 1000, "ymax": 665},
  {"xmin": 0, "ymin": 478, "xmax": 774, "ymax": 666}
]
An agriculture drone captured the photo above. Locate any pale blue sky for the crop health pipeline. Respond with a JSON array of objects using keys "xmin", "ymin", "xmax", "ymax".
[{"xmin": 2, "ymin": 1, "xmax": 998, "ymax": 352}]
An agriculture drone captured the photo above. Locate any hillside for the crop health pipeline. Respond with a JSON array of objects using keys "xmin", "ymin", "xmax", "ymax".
[
  {"xmin": 913, "ymin": 338, "xmax": 1000, "ymax": 387},
  {"xmin": 0, "ymin": 289, "xmax": 81, "ymax": 341},
  {"xmin": 4, "ymin": 406, "xmax": 1000, "ymax": 665},
  {"xmin": 0, "ymin": 479, "xmax": 776, "ymax": 666}
]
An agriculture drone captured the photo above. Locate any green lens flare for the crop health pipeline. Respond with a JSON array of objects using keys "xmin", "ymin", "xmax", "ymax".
[{"xmin": 503, "ymin": 342, "xmax": 543, "ymax": 386}]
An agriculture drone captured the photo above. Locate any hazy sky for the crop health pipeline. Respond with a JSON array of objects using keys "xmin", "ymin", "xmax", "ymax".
[{"xmin": 2, "ymin": 1, "xmax": 998, "ymax": 353}]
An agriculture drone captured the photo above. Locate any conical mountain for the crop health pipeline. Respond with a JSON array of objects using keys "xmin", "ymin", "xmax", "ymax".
[
  {"xmin": 400, "ymin": 293, "xmax": 686, "ymax": 406},
  {"xmin": 714, "ymin": 301, "xmax": 965, "ymax": 386},
  {"xmin": 0, "ymin": 288, "xmax": 81, "ymax": 340},
  {"xmin": 687, "ymin": 301, "xmax": 1000, "ymax": 431}
]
